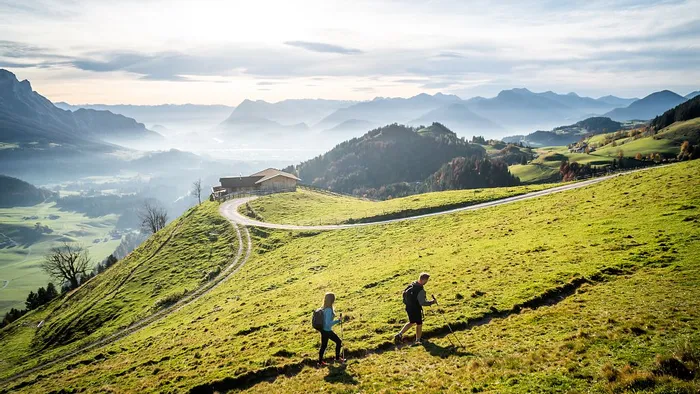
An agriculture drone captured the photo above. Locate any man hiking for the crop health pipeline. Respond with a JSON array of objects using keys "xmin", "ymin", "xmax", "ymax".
[{"xmin": 394, "ymin": 272, "xmax": 435, "ymax": 345}]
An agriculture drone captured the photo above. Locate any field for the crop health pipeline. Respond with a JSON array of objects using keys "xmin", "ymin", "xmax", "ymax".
[
  {"xmin": 0, "ymin": 203, "xmax": 121, "ymax": 314},
  {"xmin": 242, "ymin": 184, "xmax": 558, "ymax": 225},
  {"xmin": 1, "ymin": 160, "xmax": 698, "ymax": 393},
  {"xmin": 508, "ymin": 163, "xmax": 560, "ymax": 183}
]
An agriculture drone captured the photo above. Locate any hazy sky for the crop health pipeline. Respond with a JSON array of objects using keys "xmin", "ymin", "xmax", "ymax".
[{"xmin": 1, "ymin": 0, "xmax": 698, "ymax": 105}]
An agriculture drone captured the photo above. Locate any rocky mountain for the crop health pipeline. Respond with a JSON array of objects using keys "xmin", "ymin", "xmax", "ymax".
[
  {"xmin": 604, "ymin": 90, "xmax": 688, "ymax": 121},
  {"xmin": 0, "ymin": 69, "xmax": 161, "ymax": 147}
]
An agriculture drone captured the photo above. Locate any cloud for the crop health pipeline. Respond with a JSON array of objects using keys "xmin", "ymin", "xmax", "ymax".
[
  {"xmin": 0, "ymin": 40, "xmax": 70, "ymax": 59},
  {"xmin": 284, "ymin": 41, "xmax": 363, "ymax": 55},
  {"xmin": 420, "ymin": 81, "xmax": 455, "ymax": 89}
]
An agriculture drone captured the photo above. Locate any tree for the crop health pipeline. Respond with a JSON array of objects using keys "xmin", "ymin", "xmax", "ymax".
[
  {"xmin": 41, "ymin": 243, "xmax": 91, "ymax": 290},
  {"xmin": 678, "ymin": 141, "xmax": 693, "ymax": 160},
  {"xmin": 25, "ymin": 291, "xmax": 39, "ymax": 310},
  {"xmin": 191, "ymin": 178, "xmax": 203, "ymax": 205},
  {"xmin": 138, "ymin": 200, "xmax": 168, "ymax": 234},
  {"xmin": 45, "ymin": 283, "xmax": 58, "ymax": 301}
]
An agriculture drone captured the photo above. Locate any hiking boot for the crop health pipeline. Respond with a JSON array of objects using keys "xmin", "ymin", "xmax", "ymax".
[
  {"xmin": 412, "ymin": 339, "xmax": 424, "ymax": 346},
  {"xmin": 335, "ymin": 357, "xmax": 346, "ymax": 363},
  {"xmin": 317, "ymin": 361, "xmax": 329, "ymax": 367},
  {"xmin": 393, "ymin": 333, "xmax": 402, "ymax": 344}
]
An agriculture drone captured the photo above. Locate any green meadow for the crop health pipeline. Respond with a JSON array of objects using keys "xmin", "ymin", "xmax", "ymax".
[
  {"xmin": 510, "ymin": 119, "xmax": 700, "ymax": 184},
  {"xmin": 1, "ymin": 160, "xmax": 698, "ymax": 393},
  {"xmin": 243, "ymin": 183, "xmax": 558, "ymax": 225},
  {"xmin": 0, "ymin": 203, "xmax": 122, "ymax": 315}
]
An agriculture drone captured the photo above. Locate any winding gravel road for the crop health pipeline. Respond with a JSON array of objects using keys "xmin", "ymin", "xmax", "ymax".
[{"xmin": 220, "ymin": 168, "xmax": 653, "ymax": 230}]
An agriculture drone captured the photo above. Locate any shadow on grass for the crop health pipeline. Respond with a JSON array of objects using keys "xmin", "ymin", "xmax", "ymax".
[
  {"xmin": 422, "ymin": 340, "xmax": 473, "ymax": 358},
  {"xmin": 323, "ymin": 363, "xmax": 358, "ymax": 385}
]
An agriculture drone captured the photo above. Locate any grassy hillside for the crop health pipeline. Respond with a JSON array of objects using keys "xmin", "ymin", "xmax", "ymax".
[
  {"xmin": 508, "ymin": 163, "xmax": 560, "ymax": 183},
  {"xmin": 510, "ymin": 119, "xmax": 699, "ymax": 183},
  {"xmin": 0, "ymin": 202, "xmax": 238, "ymax": 379},
  {"xmin": 2, "ymin": 161, "xmax": 699, "ymax": 393},
  {"xmin": 0, "ymin": 203, "xmax": 121, "ymax": 315},
  {"xmin": 243, "ymin": 184, "xmax": 557, "ymax": 225}
]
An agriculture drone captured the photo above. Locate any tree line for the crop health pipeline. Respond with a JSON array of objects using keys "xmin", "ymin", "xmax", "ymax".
[{"xmin": 651, "ymin": 96, "xmax": 700, "ymax": 130}]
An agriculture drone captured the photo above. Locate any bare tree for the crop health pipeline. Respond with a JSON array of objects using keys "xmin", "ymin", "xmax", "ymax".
[
  {"xmin": 41, "ymin": 243, "xmax": 91, "ymax": 290},
  {"xmin": 138, "ymin": 200, "xmax": 168, "ymax": 234},
  {"xmin": 191, "ymin": 178, "xmax": 203, "ymax": 205}
]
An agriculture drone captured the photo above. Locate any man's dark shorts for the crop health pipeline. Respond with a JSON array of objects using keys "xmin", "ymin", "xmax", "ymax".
[{"xmin": 406, "ymin": 307, "xmax": 422, "ymax": 325}]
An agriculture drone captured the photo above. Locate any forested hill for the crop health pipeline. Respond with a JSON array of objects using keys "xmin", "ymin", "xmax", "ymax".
[
  {"xmin": 284, "ymin": 123, "xmax": 487, "ymax": 195},
  {"xmin": 0, "ymin": 175, "xmax": 56, "ymax": 207},
  {"xmin": 651, "ymin": 95, "xmax": 700, "ymax": 130}
]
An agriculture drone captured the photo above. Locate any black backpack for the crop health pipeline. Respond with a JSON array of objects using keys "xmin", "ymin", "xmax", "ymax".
[
  {"xmin": 311, "ymin": 308, "xmax": 324, "ymax": 331},
  {"xmin": 402, "ymin": 282, "xmax": 421, "ymax": 307}
]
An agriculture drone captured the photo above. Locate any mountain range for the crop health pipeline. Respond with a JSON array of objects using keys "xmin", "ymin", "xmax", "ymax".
[
  {"xmin": 1, "ymin": 69, "xmax": 161, "ymax": 148},
  {"xmin": 54, "ymin": 102, "xmax": 235, "ymax": 131},
  {"xmin": 218, "ymin": 89, "xmax": 659, "ymax": 139}
]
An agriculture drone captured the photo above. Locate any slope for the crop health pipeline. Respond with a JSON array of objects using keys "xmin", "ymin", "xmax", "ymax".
[
  {"xmin": 3, "ymin": 160, "xmax": 698, "ymax": 393},
  {"xmin": 243, "ymin": 183, "xmax": 557, "ymax": 226},
  {"xmin": 0, "ymin": 175, "xmax": 56, "ymax": 208},
  {"xmin": 0, "ymin": 202, "xmax": 239, "ymax": 380}
]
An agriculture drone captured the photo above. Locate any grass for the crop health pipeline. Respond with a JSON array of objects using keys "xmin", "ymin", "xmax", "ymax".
[
  {"xmin": 242, "ymin": 184, "xmax": 558, "ymax": 225},
  {"xmin": 510, "ymin": 122, "xmax": 699, "ymax": 184},
  {"xmin": 0, "ymin": 203, "xmax": 122, "ymax": 315},
  {"xmin": 2, "ymin": 160, "xmax": 698, "ymax": 393},
  {"xmin": 508, "ymin": 163, "xmax": 560, "ymax": 183},
  {"xmin": 0, "ymin": 201, "xmax": 238, "ymax": 380}
]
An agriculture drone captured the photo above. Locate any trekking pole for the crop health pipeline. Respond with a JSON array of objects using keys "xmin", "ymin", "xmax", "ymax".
[
  {"xmin": 340, "ymin": 313, "xmax": 345, "ymax": 360},
  {"xmin": 432, "ymin": 295, "xmax": 465, "ymax": 348}
]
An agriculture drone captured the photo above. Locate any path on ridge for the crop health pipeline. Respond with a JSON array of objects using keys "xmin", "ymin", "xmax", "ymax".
[{"xmin": 220, "ymin": 168, "xmax": 655, "ymax": 230}]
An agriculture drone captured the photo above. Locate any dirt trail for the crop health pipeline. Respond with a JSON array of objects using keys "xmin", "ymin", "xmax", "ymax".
[
  {"xmin": 220, "ymin": 166, "xmax": 661, "ymax": 230},
  {"xmin": 0, "ymin": 224, "xmax": 252, "ymax": 389}
]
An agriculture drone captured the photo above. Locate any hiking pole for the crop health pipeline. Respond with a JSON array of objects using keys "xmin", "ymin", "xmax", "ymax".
[
  {"xmin": 432, "ymin": 295, "xmax": 465, "ymax": 348},
  {"xmin": 340, "ymin": 313, "xmax": 345, "ymax": 360}
]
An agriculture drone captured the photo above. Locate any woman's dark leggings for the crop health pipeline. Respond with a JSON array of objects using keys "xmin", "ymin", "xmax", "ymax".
[{"xmin": 319, "ymin": 330, "xmax": 342, "ymax": 361}]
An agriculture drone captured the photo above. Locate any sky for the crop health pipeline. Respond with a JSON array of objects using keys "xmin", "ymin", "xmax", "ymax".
[{"xmin": 1, "ymin": 0, "xmax": 698, "ymax": 105}]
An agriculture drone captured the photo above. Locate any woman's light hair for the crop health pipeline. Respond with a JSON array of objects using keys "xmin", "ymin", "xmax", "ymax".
[{"xmin": 322, "ymin": 292, "xmax": 336, "ymax": 309}]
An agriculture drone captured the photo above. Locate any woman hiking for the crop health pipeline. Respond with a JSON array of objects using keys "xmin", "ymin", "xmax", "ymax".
[{"xmin": 318, "ymin": 292, "xmax": 344, "ymax": 365}]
